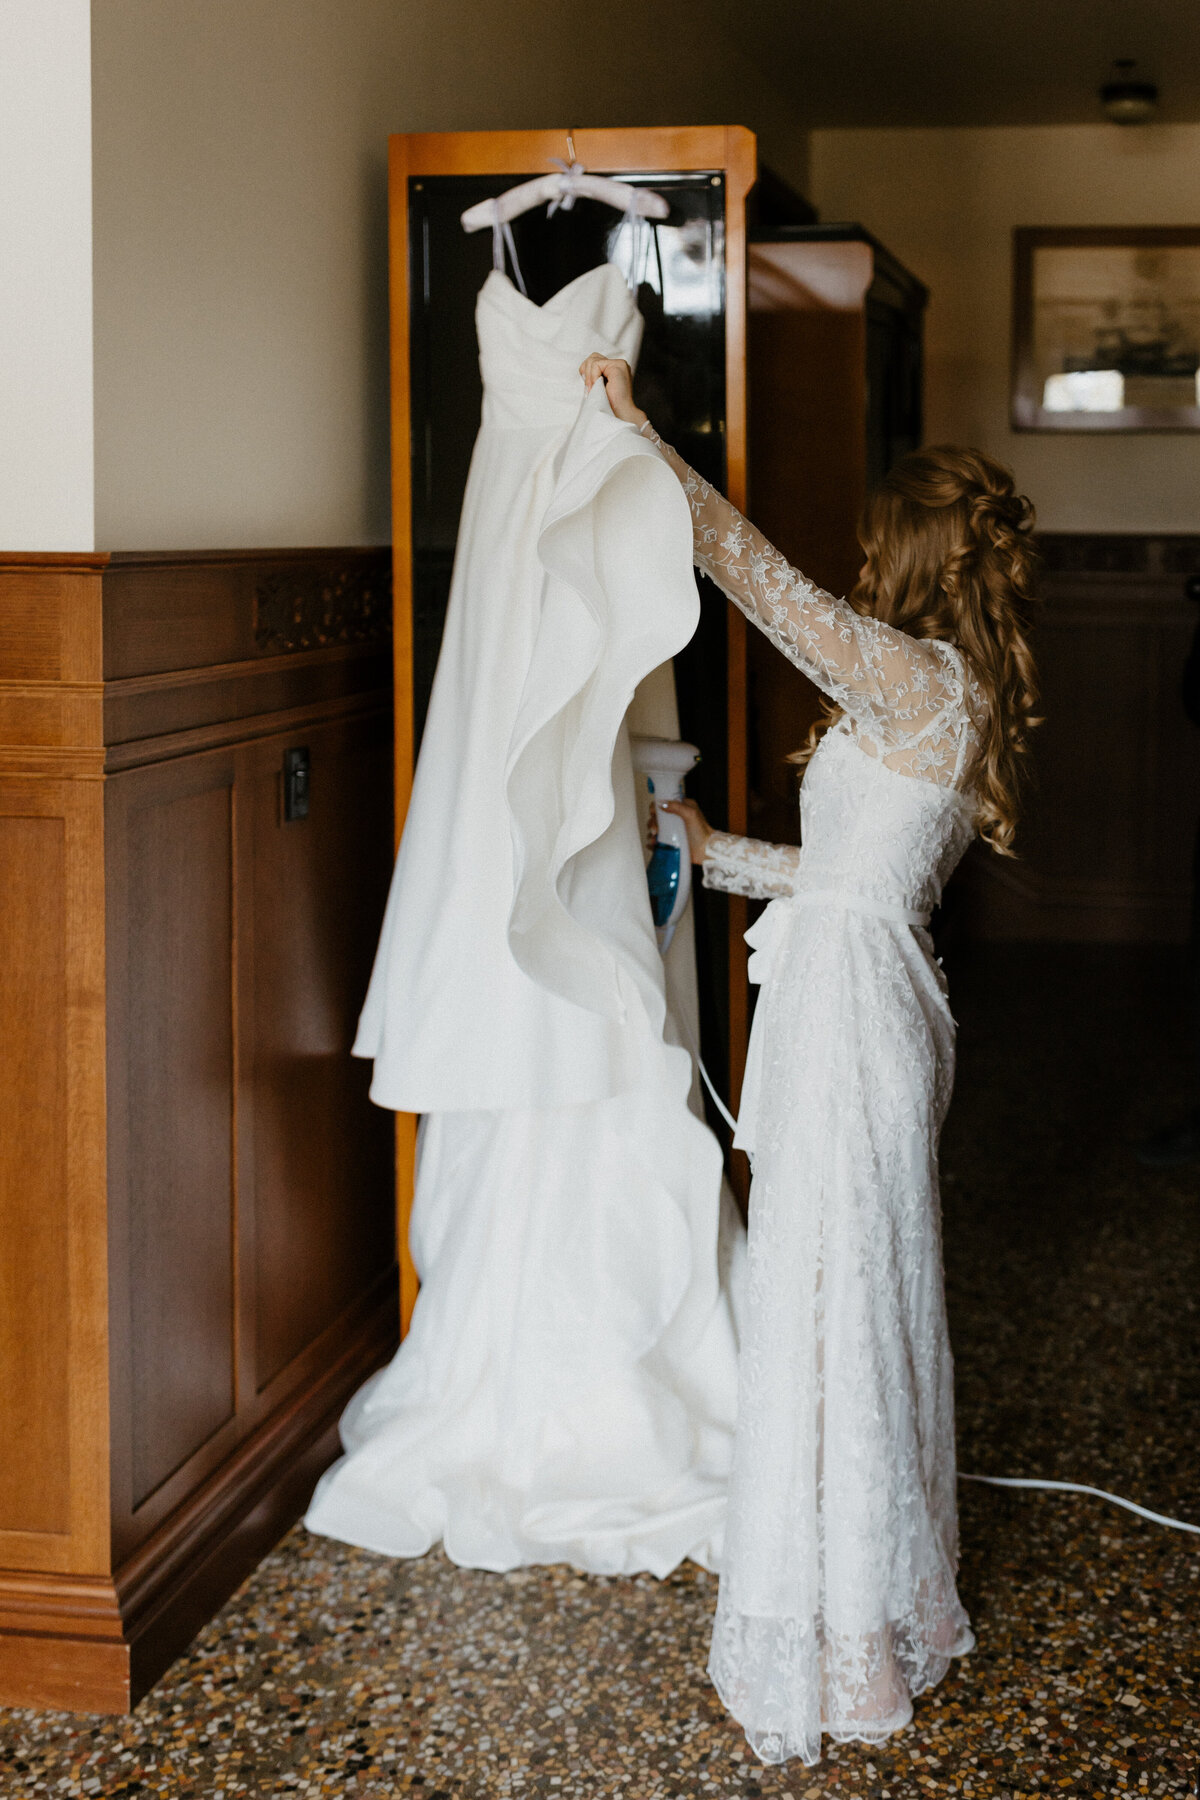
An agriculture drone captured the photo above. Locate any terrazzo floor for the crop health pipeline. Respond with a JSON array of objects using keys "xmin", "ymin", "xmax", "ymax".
[{"xmin": 2, "ymin": 943, "xmax": 1197, "ymax": 1798}]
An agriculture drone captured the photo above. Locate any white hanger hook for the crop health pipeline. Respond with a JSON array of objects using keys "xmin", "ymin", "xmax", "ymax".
[{"xmin": 566, "ymin": 128, "xmax": 577, "ymax": 165}]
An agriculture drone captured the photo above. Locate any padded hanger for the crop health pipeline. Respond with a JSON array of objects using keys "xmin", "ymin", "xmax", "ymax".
[{"xmin": 461, "ymin": 129, "xmax": 669, "ymax": 237}]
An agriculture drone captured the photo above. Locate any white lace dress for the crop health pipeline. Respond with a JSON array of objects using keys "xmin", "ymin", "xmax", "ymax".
[{"xmin": 645, "ymin": 427, "xmax": 980, "ymax": 1765}]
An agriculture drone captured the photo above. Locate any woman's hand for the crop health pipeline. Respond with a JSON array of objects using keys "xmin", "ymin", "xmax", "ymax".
[
  {"xmin": 579, "ymin": 353, "xmax": 647, "ymax": 429},
  {"xmin": 660, "ymin": 798, "xmax": 714, "ymax": 866}
]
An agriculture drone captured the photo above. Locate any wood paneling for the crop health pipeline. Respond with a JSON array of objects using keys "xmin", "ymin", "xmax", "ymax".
[
  {"xmin": 0, "ymin": 1573, "xmax": 128, "ymax": 1714},
  {"xmin": 0, "ymin": 816, "xmax": 71, "ymax": 1534},
  {"xmin": 0, "ymin": 1284, "xmax": 395, "ymax": 1714},
  {"xmin": 101, "ymin": 548, "xmax": 390, "ymax": 680},
  {"xmin": 0, "ymin": 559, "xmax": 112, "ymax": 1588},
  {"xmin": 247, "ymin": 714, "xmax": 394, "ymax": 1390},
  {"xmin": 962, "ymin": 538, "xmax": 1200, "ymax": 941},
  {"xmin": 0, "ymin": 555, "xmax": 106, "ymax": 686},
  {"xmin": 125, "ymin": 771, "xmax": 237, "ymax": 1505},
  {"xmin": 749, "ymin": 241, "xmax": 872, "ymax": 601},
  {"xmin": 103, "ymin": 644, "xmax": 391, "ymax": 751},
  {"xmin": 0, "ymin": 547, "xmax": 397, "ymax": 1712}
]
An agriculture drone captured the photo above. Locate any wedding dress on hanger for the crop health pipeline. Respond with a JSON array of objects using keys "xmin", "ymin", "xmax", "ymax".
[{"xmin": 304, "ymin": 258, "xmax": 743, "ymax": 1576}]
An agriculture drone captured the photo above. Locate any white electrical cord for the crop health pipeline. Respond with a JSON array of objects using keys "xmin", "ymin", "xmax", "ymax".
[
  {"xmin": 694, "ymin": 1047, "xmax": 739, "ymax": 1135},
  {"xmin": 660, "ymin": 935, "xmax": 740, "ymax": 1135},
  {"xmin": 959, "ymin": 1472, "xmax": 1200, "ymax": 1536}
]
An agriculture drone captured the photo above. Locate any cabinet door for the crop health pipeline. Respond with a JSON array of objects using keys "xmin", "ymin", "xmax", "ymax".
[
  {"xmin": 106, "ymin": 751, "xmax": 240, "ymax": 1540},
  {"xmin": 747, "ymin": 240, "xmax": 872, "ymax": 845},
  {"xmin": 106, "ymin": 710, "xmax": 395, "ymax": 1561},
  {"xmin": 242, "ymin": 711, "xmax": 395, "ymax": 1402}
]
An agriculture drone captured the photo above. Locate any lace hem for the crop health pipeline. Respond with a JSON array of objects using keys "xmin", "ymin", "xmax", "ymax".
[{"xmin": 708, "ymin": 1606, "xmax": 975, "ymax": 1767}]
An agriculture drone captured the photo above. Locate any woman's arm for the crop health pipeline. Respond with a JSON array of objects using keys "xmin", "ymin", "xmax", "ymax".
[
  {"xmin": 643, "ymin": 428, "xmax": 960, "ymax": 748},
  {"xmin": 659, "ymin": 798, "xmax": 799, "ymax": 902},
  {"xmin": 702, "ymin": 831, "xmax": 800, "ymax": 901},
  {"xmin": 578, "ymin": 354, "xmax": 962, "ymax": 751}
]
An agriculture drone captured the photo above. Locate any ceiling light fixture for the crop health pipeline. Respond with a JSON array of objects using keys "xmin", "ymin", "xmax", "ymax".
[{"xmin": 1101, "ymin": 60, "xmax": 1159, "ymax": 124}]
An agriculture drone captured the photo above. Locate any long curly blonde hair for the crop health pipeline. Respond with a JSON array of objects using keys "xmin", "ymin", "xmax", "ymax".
[{"xmin": 796, "ymin": 445, "xmax": 1041, "ymax": 856}]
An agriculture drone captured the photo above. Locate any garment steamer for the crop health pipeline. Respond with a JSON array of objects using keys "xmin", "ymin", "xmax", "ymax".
[
  {"xmin": 631, "ymin": 735, "xmax": 738, "ymax": 1137},
  {"xmin": 631, "ymin": 742, "xmax": 1199, "ymax": 1539},
  {"xmin": 632, "ymin": 735, "xmax": 699, "ymax": 954}
]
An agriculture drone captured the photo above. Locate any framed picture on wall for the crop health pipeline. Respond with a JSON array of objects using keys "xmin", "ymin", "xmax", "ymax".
[{"xmin": 1013, "ymin": 226, "xmax": 1200, "ymax": 432}]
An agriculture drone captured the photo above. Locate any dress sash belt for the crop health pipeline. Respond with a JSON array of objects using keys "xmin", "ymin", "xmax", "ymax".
[
  {"xmin": 745, "ymin": 890, "xmax": 931, "ymax": 993},
  {"xmin": 788, "ymin": 888, "xmax": 931, "ymax": 928}
]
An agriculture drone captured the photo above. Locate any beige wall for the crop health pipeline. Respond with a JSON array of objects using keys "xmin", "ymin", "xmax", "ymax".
[
  {"xmin": 0, "ymin": 0, "xmax": 93, "ymax": 550},
  {"xmin": 92, "ymin": 0, "xmax": 810, "ymax": 550},
  {"xmin": 811, "ymin": 124, "xmax": 1200, "ymax": 533}
]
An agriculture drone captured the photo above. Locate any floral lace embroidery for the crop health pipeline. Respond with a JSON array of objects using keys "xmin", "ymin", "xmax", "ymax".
[
  {"xmin": 703, "ymin": 830, "xmax": 800, "ymax": 902},
  {"xmin": 642, "ymin": 426, "xmax": 985, "ymax": 792}
]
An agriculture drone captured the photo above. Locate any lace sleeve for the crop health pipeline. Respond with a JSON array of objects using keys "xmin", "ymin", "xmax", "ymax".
[
  {"xmin": 642, "ymin": 425, "xmax": 966, "ymax": 763},
  {"xmin": 702, "ymin": 831, "xmax": 800, "ymax": 901}
]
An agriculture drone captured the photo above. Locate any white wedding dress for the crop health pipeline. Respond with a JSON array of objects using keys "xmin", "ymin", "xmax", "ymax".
[
  {"xmin": 304, "ymin": 264, "xmax": 743, "ymax": 1576},
  {"xmin": 644, "ymin": 431, "xmax": 978, "ymax": 1764}
]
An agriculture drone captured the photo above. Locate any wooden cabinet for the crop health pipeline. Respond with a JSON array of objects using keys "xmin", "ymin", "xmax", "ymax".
[
  {"xmin": 0, "ymin": 550, "xmax": 397, "ymax": 1712},
  {"xmin": 746, "ymin": 226, "xmax": 927, "ymax": 845},
  {"xmin": 960, "ymin": 536, "xmax": 1200, "ymax": 941}
]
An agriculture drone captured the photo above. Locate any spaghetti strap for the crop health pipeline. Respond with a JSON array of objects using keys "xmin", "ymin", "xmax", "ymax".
[{"xmin": 491, "ymin": 199, "xmax": 528, "ymax": 297}]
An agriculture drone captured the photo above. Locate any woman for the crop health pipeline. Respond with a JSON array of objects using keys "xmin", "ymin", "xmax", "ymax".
[{"xmin": 580, "ymin": 353, "xmax": 1039, "ymax": 1766}]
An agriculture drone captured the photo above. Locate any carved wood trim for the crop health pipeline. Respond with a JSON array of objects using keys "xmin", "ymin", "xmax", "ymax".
[
  {"xmin": 104, "ymin": 691, "xmax": 391, "ymax": 773},
  {"xmin": 1038, "ymin": 532, "xmax": 1200, "ymax": 575},
  {"xmin": 106, "ymin": 640, "xmax": 383, "ymax": 700},
  {"xmin": 0, "ymin": 748, "xmax": 108, "ymax": 779},
  {"xmin": 0, "ymin": 553, "xmax": 109, "ymax": 571},
  {"xmin": 253, "ymin": 563, "xmax": 392, "ymax": 654},
  {"xmin": 0, "ymin": 1572, "xmax": 125, "ymax": 1641},
  {"xmin": 101, "ymin": 547, "xmax": 392, "ymax": 680}
]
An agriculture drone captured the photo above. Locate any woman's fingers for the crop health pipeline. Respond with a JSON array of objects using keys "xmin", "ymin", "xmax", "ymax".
[
  {"xmin": 577, "ymin": 354, "xmax": 646, "ymax": 425},
  {"xmin": 579, "ymin": 353, "xmax": 630, "ymax": 389},
  {"xmin": 659, "ymin": 798, "xmax": 712, "ymax": 864}
]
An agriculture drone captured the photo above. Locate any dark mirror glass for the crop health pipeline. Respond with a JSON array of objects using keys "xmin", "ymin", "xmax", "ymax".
[{"xmin": 406, "ymin": 168, "xmax": 733, "ymax": 1107}]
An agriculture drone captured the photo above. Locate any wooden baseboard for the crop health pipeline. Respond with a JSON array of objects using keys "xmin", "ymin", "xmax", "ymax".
[
  {"xmin": 0, "ymin": 1286, "xmax": 397, "ymax": 1715},
  {"xmin": 0, "ymin": 1574, "xmax": 127, "ymax": 1713},
  {"xmin": 0, "ymin": 1631, "xmax": 132, "ymax": 1717}
]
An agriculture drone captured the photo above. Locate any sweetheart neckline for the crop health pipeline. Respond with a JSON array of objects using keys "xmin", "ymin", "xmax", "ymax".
[{"xmin": 482, "ymin": 262, "xmax": 630, "ymax": 315}]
